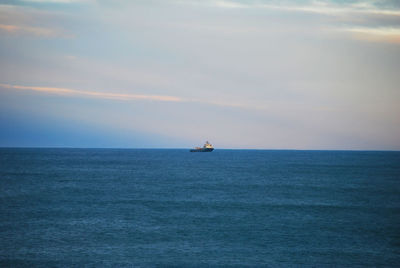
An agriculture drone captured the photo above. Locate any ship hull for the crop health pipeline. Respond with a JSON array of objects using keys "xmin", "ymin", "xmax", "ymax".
[{"xmin": 190, "ymin": 148, "xmax": 214, "ymax": 152}]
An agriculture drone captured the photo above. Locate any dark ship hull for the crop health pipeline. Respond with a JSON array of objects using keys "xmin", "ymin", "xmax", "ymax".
[{"xmin": 190, "ymin": 148, "xmax": 214, "ymax": 152}]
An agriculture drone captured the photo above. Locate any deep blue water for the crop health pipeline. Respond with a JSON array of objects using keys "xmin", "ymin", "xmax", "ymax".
[{"xmin": 0, "ymin": 149, "xmax": 399, "ymax": 267}]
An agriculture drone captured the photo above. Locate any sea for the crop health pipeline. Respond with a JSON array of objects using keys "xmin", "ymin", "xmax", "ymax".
[{"xmin": 0, "ymin": 148, "xmax": 399, "ymax": 267}]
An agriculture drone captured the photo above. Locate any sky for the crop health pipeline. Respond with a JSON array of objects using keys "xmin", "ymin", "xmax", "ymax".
[{"xmin": 0, "ymin": 0, "xmax": 399, "ymax": 149}]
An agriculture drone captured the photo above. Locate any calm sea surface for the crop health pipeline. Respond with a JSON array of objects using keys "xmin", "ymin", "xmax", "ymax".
[{"xmin": 0, "ymin": 149, "xmax": 399, "ymax": 267}]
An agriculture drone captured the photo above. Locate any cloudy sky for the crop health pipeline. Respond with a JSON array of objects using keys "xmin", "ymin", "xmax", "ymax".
[{"xmin": 0, "ymin": 0, "xmax": 399, "ymax": 149}]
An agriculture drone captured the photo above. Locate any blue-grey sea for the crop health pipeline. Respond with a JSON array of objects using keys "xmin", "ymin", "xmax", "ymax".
[{"xmin": 0, "ymin": 148, "xmax": 399, "ymax": 267}]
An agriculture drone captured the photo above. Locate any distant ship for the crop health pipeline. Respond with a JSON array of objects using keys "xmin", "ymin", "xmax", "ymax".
[{"xmin": 190, "ymin": 141, "xmax": 214, "ymax": 152}]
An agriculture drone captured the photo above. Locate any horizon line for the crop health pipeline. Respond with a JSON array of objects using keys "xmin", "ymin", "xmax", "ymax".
[{"xmin": 0, "ymin": 146, "xmax": 399, "ymax": 152}]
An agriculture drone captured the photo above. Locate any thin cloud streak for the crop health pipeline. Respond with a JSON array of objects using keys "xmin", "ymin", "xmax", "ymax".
[
  {"xmin": 0, "ymin": 83, "xmax": 274, "ymax": 111},
  {"xmin": 21, "ymin": 0, "xmax": 92, "ymax": 3},
  {"xmin": 210, "ymin": 0, "xmax": 400, "ymax": 45},
  {"xmin": 0, "ymin": 83, "xmax": 183, "ymax": 102},
  {"xmin": 207, "ymin": 0, "xmax": 400, "ymax": 16},
  {"xmin": 344, "ymin": 27, "xmax": 400, "ymax": 44},
  {"xmin": 0, "ymin": 24, "xmax": 72, "ymax": 38},
  {"xmin": 0, "ymin": 4, "xmax": 75, "ymax": 38}
]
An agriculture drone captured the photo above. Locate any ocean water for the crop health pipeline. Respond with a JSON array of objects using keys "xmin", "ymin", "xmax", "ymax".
[{"xmin": 0, "ymin": 149, "xmax": 399, "ymax": 267}]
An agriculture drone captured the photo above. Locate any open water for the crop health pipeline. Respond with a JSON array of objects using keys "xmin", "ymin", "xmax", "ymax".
[{"xmin": 0, "ymin": 148, "xmax": 399, "ymax": 267}]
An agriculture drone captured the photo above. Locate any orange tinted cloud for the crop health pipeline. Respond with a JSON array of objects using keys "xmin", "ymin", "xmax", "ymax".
[
  {"xmin": 345, "ymin": 27, "xmax": 400, "ymax": 44},
  {"xmin": 0, "ymin": 24, "xmax": 19, "ymax": 32},
  {"xmin": 0, "ymin": 83, "xmax": 182, "ymax": 102},
  {"xmin": 0, "ymin": 24, "xmax": 72, "ymax": 38},
  {"xmin": 0, "ymin": 83, "xmax": 259, "ymax": 109}
]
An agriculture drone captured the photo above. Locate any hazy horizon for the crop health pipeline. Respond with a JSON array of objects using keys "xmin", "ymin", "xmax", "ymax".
[
  {"xmin": 1, "ymin": 0, "xmax": 399, "ymax": 150},
  {"xmin": 1, "ymin": 146, "xmax": 399, "ymax": 152}
]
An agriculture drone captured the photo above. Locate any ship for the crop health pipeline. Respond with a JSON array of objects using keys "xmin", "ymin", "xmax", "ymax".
[{"xmin": 190, "ymin": 141, "xmax": 214, "ymax": 152}]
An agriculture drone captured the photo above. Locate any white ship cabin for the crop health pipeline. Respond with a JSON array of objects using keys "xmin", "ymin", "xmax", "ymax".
[{"xmin": 204, "ymin": 141, "xmax": 213, "ymax": 148}]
